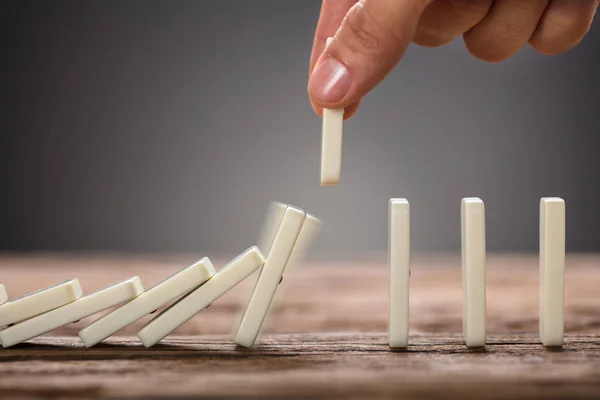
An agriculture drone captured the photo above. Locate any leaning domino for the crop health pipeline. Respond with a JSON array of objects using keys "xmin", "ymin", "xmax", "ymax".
[
  {"xmin": 0, "ymin": 284, "xmax": 7, "ymax": 306},
  {"xmin": 0, "ymin": 279, "xmax": 82, "ymax": 327},
  {"xmin": 461, "ymin": 198, "xmax": 486, "ymax": 347},
  {"xmin": 254, "ymin": 204, "xmax": 321, "ymax": 333},
  {"xmin": 235, "ymin": 206, "xmax": 306, "ymax": 348},
  {"xmin": 137, "ymin": 247, "xmax": 265, "ymax": 347},
  {"xmin": 258, "ymin": 202, "xmax": 287, "ymax": 255},
  {"xmin": 259, "ymin": 202, "xmax": 321, "ymax": 276},
  {"xmin": 78, "ymin": 259, "xmax": 215, "ymax": 347},
  {"xmin": 320, "ymin": 37, "xmax": 344, "ymax": 187},
  {"xmin": 389, "ymin": 199, "xmax": 410, "ymax": 348},
  {"xmin": 0, "ymin": 277, "xmax": 144, "ymax": 348},
  {"xmin": 539, "ymin": 197, "xmax": 566, "ymax": 347}
]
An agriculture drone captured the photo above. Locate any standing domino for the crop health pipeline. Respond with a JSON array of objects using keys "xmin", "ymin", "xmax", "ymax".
[
  {"xmin": 78, "ymin": 259, "xmax": 215, "ymax": 347},
  {"xmin": 137, "ymin": 247, "xmax": 265, "ymax": 347},
  {"xmin": 461, "ymin": 198, "xmax": 486, "ymax": 348},
  {"xmin": 235, "ymin": 206, "xmax": 306, "ymax": 348},
  {"xmin": 320, "ymin": 37, "xmax": 344, "ymax": 187},
  {"xmin": 0, "ymin": 279, "xmax": 82, "ymax": 327},
  {"xmin": 0, "ymin": 277, "xmax": 144, "ymax": 348},
  {"xmin": 0, "ymin": 285, "xmax": 7, "ymax": 306},
  {"xmin": 389, "ymin": 199, "xmax": 410, "ymax": 348},
  {"xmin": 539, "ymin": 197, "xmax": 566, "ymax": 347}
]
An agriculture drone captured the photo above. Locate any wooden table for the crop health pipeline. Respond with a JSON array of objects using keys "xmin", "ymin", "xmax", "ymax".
[{"xmin": 0, "ymin": 253, "xmax": 599, "ymax": 399}]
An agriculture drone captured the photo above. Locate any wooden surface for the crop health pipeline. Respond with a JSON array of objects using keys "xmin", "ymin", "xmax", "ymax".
[{"xmin": 0, "ymin": 253, "xmax": 599, "ymax": 399}]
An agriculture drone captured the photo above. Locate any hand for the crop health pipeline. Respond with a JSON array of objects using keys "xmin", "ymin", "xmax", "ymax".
[{"xmin": 308, "ymin": 0, "xmax": 598, "ymax": 119}]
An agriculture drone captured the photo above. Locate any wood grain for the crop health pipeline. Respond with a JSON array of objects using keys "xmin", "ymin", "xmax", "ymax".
[{"xmin": 0, "ymin": 253, "xmax": 599, "ymax": 399}]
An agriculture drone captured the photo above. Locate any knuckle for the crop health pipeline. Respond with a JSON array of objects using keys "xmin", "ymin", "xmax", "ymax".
[
  {"xmin": 413, "ymin": 27, "xmax": 453, "ymax": 47},
  {"xmin": 445, "ymin": 0, "xmax": 493, "ymax": 16},
  {"xmin": 342, "ymin": 2, "xmax": 386, "ymax": 54}
]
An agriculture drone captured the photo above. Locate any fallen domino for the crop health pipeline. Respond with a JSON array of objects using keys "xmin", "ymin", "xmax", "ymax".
[
  {"xmin": 137, "ymin": 247, "xmax": 265, "ymax": 347},
  {"xmin": 389, "ymin": 198, "xmax": 410, "ymax": 349},
  {"xmin": 78, "ymin": 259, "xmax": 214, "ymax": 347},
  {"xmin": 461, "ymin": 197, "xmax": 487, "ymax": 348},
  {"xmin": 234, "ymin": 205, "xmax": 306, "ymax": 348},
  {"xmin": 320, "ymin": 37, "xmax": 344, "ymax": 187},
  {"xmin": 1, "ymin": 277, "xmax": 144, "ymax": 348},
  {"xmin": 539, "ymin": 197, "xmax": 566, "ymax": 347},
  {"xmin": 0, "ymin": 279, "xmax": 82, "ymax": 327}
]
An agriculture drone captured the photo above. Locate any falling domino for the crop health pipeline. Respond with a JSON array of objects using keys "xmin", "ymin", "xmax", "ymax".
[
  {"xmin": 78, "ymin": 259, "xmax": 215, "ymax": 347},
  {"xmin": 137, "ymin": 247, "xmax": 265, "ymax": 347},
  {"xmin": 235, "ymin": 205, "xmax": 306, "ymax": 348},
  {"xmin": 254, "ymin": 203, "xmax": 322, "ymax": 334},
  {"xmin": 259, "ymin": 202, "xmax": 321, "ymax": 276},
  {"xmin": 0, "ymin": 277, "xmax": 144, "ymax": 348},
  {"xmin": 320, "ymin": 37, "xmax": 344, "ymax": 187},
  {"xmin": 539, "ymin": 197, "xmax": 566, "ymax": 347},
  {"xmin": 0, "ymin": 285, "xmax": 7, "ymax": 306},
  {"xmin": 389, "ymin": 199, "xmax": 410, "ymax": 348},
  {"xmin": 461, "ymin": 197, "xmax": 486, "ymax": 348},
  {"xmin": 0, "ymin": 279, "xmax": 83, "ymax": 327},
  {"xmin": 258, "ymin": 202, "xmax": 287, "ymax": 255}
]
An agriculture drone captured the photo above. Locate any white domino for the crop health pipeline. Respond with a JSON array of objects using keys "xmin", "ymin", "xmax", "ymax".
[
  {"xmin": 0, "ymin": 279, "xmax": 82, "ymax": 327},
  {"xmin": 255, "ymin": 203, "xmax": 322, "ymax": 331},
  {"xmin": 461, "ymin": 197, "xmax": 486, "ymax": 347},
  {"xmin": 0, "ymin": 284, "xmax": 7, "ymax": 306},
  {"xmin": 539, "ymin": 197, "xmax": 566, "ymax": 347},
  {"xmin": 235, "ymin": 205, "xmax": 306, "ymax": 348},
  {"xmin": 0, "ymin": 277, "xmax": 144, "ymax": 348},
  {"xmin": 320, "ymin": 37, "xmax": 344, "ymax": 187},
  {"xmin": 78, "ymin": 259, "xmax": 215, "ymax": 347},
  {"xmin": 259, "ymin": 202, "xmax": 321, "ymax": 276},
  {"xmin": 258, "ymin": 202, "xmax": 287, "ymax": 255},
  {"xmin": 389, "ymin": 199, "xmax": 410, "ymax": 348},
  {"xmin": 137, "ymin": 247, "xmax": 265, "ymax": 347}
]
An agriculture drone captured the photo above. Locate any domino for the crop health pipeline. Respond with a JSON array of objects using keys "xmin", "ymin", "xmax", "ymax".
[
  {"xmin": 389, "ymin": 199, "xmax": 410, "ymax": 349},
  {"xmin": 539, "ymin": 197, "xmax": 566, "ymax": 347},
  {"xmin": 235, "ymin": 206, "xmax": 306, "ymax": 348},
  {"xmin": 258, "ymin": 202, "xmax": 287, "ymax": 256},
  {"xmin": 461, "ymin": 197, "xmax": 486, "ymax": 348},
  {"xmin": 0, "ymin": 284, "xmax": 7, "ymax": 306},
  {"xmin": 256, "ymin": 204, "xmax": 322, "ymax": 331},
  {"xmin": 0, "ymin": 279, "xmax": 82, "ymax": 327},
  {"xmin": 320, "ymin": 37, "xmax": 344, "ymax": 187},
  {"xmin": 78, "ymin": 258, "xmax": 215, "ymax": 347},
  {"xmin": 0, "ymin": 277, "xmax": 144, "ymax": 348},
  {"xmin": 137, "ymin": 247, "xmax": 265, "ymax": 347},
  {"xmin": 259, "ymin": 202, "xmax": 321, "ymax": 274}
]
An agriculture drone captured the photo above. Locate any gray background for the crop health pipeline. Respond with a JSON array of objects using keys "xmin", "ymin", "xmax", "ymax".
[{"xmin": 3, "ymin": 1, "xmax": 599, "ymax": 258}]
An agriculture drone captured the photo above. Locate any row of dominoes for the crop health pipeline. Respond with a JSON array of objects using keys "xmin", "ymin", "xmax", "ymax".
[
  {"xmin": 388, "ymin": 197, "xmax": 566, "ymax": 349},
  {"xmin": 0, "ymin": 203, "xmax": 321, "ymax": 349}
]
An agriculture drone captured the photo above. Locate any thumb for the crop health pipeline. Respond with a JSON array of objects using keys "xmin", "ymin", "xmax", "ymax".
[{"xmin": 308, "ymin": 0, "xmax": 431, "ymax": 112}]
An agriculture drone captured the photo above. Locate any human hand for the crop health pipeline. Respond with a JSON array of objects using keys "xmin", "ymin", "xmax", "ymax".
[{"xmin": 308, "ymin": 0, "xmax": 598, "ymax": 119}]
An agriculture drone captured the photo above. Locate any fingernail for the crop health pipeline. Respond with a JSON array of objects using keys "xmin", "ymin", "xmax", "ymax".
[{"xmin": 309, "ymin": 57, "xmax": 352, "ymax": 104}]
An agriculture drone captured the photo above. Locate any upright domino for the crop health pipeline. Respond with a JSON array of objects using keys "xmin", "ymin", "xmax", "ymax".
[
  {"xmin": 0, "ymin": 279, "xmax": 82, "ymax": 327},
  {"xmin": 539, "ymin": 197, "xmax": 566, "ymax": 347},
  {"xmin": 78, "ymin": 259, "xmax": 215, "ymax": 347},
  {"xmin": 461, "ymin": 198, "xmax": 486, "ymax": 347},
  {"xmin": 137, "ymin": 247, "xmax": 265, "ymax": 347},
  {"xmin": 320, "ymin": 37, "xmax": 344, "ymax": 187},
  {"xmin": 0, "ymin": 284, "xmax": 7, "ymax": 306},
  {"xmin": 235, "ymin": 206, "xmax": 306, "ymax": 348},
  {"xmin": 0, "ymin": 277, "xmax": 144, "ymax": 348},
  {"xmin": 389, "ymin": 199, "xmax": 410, "ymax": 348}
]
